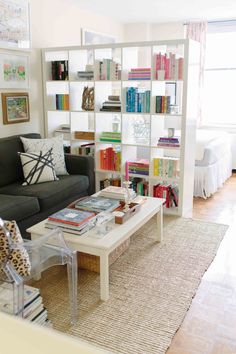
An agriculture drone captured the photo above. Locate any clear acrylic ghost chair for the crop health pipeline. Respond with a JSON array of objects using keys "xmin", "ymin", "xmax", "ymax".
[{"xmin": 0, "ymin": 218, "xmax": 78, "ymax": 325}]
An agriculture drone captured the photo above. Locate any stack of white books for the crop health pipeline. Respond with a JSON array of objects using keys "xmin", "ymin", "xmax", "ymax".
[
  {"xmin": 99, "ymin": 186, "xmax": 136, "ymax": 200},
  {"xmin": 0, "ymin": 283, "xmax": 52, "ymax": 327}
]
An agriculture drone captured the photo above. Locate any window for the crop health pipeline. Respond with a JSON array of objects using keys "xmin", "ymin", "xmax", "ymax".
[{"xmin": 203, "ymin": 22, "xmax": 236, "ymax": 127}]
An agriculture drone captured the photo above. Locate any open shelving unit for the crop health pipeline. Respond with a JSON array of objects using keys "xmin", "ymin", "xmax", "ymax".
[{"xmin": 42, "ymin": 39, "xmax": 200, "ymax": 217}]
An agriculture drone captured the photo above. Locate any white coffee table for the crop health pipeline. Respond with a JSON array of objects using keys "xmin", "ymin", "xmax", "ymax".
[{"xmin": 27, "ymin": 196, "xmax": 164, "ymax": 301}]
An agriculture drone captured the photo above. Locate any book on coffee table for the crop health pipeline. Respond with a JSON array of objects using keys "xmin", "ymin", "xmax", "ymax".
[
  {"xmin": 99, "ymin": 186, "xmax": 136, "ymax": 200},
  {"xmin": 75, "ymin": 196, "xmax": 120, "ymax": 213},
  {"xmin": 48, "ymin": 208, "xmax": 95, "ymax": 227}
]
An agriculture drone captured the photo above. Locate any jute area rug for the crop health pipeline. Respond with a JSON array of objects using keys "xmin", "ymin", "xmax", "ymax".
[{"xmin": 32, "ymin": 216, "xmax": 228, "ymax": 354}]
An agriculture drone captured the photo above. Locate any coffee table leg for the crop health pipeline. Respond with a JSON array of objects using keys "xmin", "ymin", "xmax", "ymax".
[
  {"xmin": 100, "ymin": 253, "xmax": 109, "ymax": 301},
  {"xmin": 156, "ymin": 204, "xmax": 163, "ymax": 242}
]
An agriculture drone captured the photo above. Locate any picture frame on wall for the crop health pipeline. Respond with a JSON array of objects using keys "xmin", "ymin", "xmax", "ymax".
[
  {"xmin": 0, "ymin": 0, "xmax": 31, "ymax": 49},
  {"xmin": 0, "ymin": 53, "xmax": 29, "ymax": 89},
  {"xmin": 1, "ymin": 92, "xmax": 30, "ymax": 124},
  {"xmin": 81, "ymin": 28, "xmax": 116, "ymax": 45}
]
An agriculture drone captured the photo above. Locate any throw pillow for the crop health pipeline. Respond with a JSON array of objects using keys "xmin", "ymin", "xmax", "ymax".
[
  {"xmin": 20, "ymin": 135, "xmax": 68, "ymax": 175},
  {"xmin": 19, "ymin": 149, "xmax": 58, "ymax": 186},
  {"xmin": 0, "ymin": 220, "xmax": 31, "ymax": 277}
]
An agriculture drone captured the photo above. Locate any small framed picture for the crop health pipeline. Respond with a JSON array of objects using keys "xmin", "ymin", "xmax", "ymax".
[{"xmin": 1, "ymin": 92, "xmax": 30, "ymax": 124}]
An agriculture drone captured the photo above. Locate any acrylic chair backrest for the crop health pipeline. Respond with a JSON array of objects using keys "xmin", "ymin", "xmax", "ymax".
[{"xmin": 0, "ymin": 218, "xmax": 78, "ymax": 324}]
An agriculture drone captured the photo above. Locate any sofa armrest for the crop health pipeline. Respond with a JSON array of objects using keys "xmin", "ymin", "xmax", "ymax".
[{"xmin": 65, "ymin": 154, "xmax": 95, "ymax": 195}]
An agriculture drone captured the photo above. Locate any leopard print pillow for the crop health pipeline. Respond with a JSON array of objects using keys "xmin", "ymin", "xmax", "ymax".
[{"xmin": 0, "ymin": 220, "xmax": 31, "ymax": 277}]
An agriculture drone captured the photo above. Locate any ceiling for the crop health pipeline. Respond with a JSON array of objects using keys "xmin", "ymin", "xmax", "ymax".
[{"xmin": 76, "ymin": 0, "xmax": 236, "ymax": 23}]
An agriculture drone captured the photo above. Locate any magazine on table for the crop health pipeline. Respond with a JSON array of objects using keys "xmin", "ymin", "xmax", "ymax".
[
  {"xmin": 74, "ymin": 196, "xmax": 120, "ymax": 213},
  {"xmin": 48, "ymin": 208, "xmax": 95, "ymax": 227}
]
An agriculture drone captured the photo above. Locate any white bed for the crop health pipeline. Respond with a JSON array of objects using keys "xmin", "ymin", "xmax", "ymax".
[{"xmin": 194, "ymin": 129, "xmax": 232, "ymax": 198}]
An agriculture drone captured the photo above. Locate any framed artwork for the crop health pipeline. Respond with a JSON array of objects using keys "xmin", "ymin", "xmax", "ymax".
[
  {"xmin": 81, "ymin": 28, "xmax": 116, "ymax": 45},
  {"xmin": 166, "ymin": 82, "xmax": 177, "ymax": 105},
  {"xmin": 0, "ymin": 54, "xmax": 29, "ymax": 89},
  {"xmin": 0, "ymin": 0, "xmax": 31, "ymax": 49},
  {"xmin": 1, "ymin": 92, "xmax": 30, "ymax": 124}
]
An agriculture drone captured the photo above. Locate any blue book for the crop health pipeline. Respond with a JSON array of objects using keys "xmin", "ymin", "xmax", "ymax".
[{"xmin": 48, "ymin": 208, "xmax": 95, "ymax": 227}]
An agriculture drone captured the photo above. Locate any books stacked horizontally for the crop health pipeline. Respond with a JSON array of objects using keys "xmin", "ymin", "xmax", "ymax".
[
  {"xmin": 77, "ymin": 65, "xmax": 94, "ymax": 80},
  {"xmin": 153, "ymin": 157, "xmax": 179, "ymax": 178},
  {"xmin": 153, "ymin": 183, "xmax": 178, "ymax": 208},
  {"xmin": 45, "ymin": 208, "xmax": 96, "ymax": 235},
  {"xmin": 100, "ymin": 95, "xmax": 121, "ymax": 112},
  {"xmin": 128, "ymin": 68, "xmax": 151, "ymax": 80},
  {"xmin": 157, "ymin": 136, "xmax": 180, "ymax": 148},
  {"xmin": 156, "ymin": 95, "xmax": 171, "ymax": 114},
  {"xmin": 125, "ymin": 87, "xmax": 150, "ymax": 113},
  {"xmin": 56, "ymin": 94, "xmax": 69, "ymax": 110},
  {"xmin": 100, "ymin": 131, "xmax": 121, "ymax": 143},
  {"xmin": 99, "ymin": 186, "xmax": 136, "ymax": 201},
  {"xmin": 74, "ymin": 196, "xmax": 120, "ymax": 213},
  {"xmin": 128, "ymin": 159, "xmax": 149, "ymax": 176},
  {"xmin": 0, "ymin": 283, "xmax": 51, "ymax": 327}
]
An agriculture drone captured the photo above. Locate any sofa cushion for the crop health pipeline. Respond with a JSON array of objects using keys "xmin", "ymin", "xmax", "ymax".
[
  {"xmin": 20, "ymin": 135, "xmax": 68, "ymax": 176},
  {"xmin": 0, "ymin": 133, "xmax": 41, "ymax": 187},
  {"xmin": 0, "ymin": 175, "xmax": 89, "ymax": 212},
  {"xmin": 0, "ymin": 194, "xmax": 40, "ymax": 221},
  {"xmin": 19, "ymin": 149, "xmax": 58, "ymax": 185}
]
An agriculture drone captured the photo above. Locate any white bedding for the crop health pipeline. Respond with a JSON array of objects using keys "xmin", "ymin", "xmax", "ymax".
[{"xmin": 194, "ymin": 129, "xmax": 232, "ymax": 198}]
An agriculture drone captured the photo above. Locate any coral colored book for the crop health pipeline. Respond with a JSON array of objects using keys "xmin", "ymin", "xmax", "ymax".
[{"xmin": 48, "ymin": 208, "xmax": 95, "ymax": 227}]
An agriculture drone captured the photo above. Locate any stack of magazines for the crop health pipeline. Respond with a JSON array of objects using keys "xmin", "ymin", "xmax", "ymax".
[
  {"xmin": 0, "ymin": 283, "xmax": 51, "ymax": 327},
  {"xmin": 45, "ymin": 208, "xmax": 96, "ymax": 235},
  {"xmin": 99, "ymin": 186, "xmax": 136, "ymax": 200}
]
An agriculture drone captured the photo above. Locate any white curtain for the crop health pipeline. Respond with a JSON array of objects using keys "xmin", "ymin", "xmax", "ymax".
[{"xmin": 186, "ymin": 22, "xmax": 207, "ymax": 126}]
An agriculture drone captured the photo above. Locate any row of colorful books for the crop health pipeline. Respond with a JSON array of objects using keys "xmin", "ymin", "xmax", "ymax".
[
  {"xmin": 130, "ymin": 177, "xmax": 149, "ymax": 196},
  {"xmin": 157, "ymin": 136, "xmax": 180, "ymax": 148},
  {"xmin": 77, "ymin": 143, "xmax": 95, "ymax": 157},
  {"xmin": 100, "ymin": 147, "xmax": 121, "ymax": 171},
  {"xmin": 99, "ymin": 177, "xmax": 121, "ymax": 190},
  {"xmin": 51, "ymin": 60, "xmax": 69, "ymax": 81},
  {"xmin": 153, "ymin": 183, "xmax": 179, "ymax": 208},
  {"xmin": 154, "ymin": 52, "xmax": 184, "ymax": 80},
  {"xmin": 156, "ymin": 95, "xmax": 171, "ymax": 114},
  {"xmin": 0, "ymin": 283, "xmax": 51, "ymax": 327},
  {"xmin": 95, "ymin": 59, "xmax": 121, "ymax": 81},
  {"xmin": 126, "ymin": 87, "xmax": 151, "ymax": 113},
  {"xmin": 153, "ymin": 157, "xmax": 179, "ymax": 178},
  {"xmin": 100, "ymin": 131, "xmax": 121, "ymax": 143},
  {"xmin": 128, "ymin": 68, "xmax": 151, "ymax": 80},
  {"xmin": 128, "ymin": 159, "xmax": 149, "ymax": 176},
  {"xmin": 56, "ymin": 94, "xmax": 69, "ymax": 110}
]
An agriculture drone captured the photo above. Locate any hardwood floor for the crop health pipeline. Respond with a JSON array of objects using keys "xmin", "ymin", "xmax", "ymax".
[{"xmin": 167, "ymin": 174, "xmax": 236, "ymax": 354}]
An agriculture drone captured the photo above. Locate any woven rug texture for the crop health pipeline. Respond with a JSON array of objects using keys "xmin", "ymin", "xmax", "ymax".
[{"xmin": 30, "ymin": 216, "xmax": 228, "ymax": 354}]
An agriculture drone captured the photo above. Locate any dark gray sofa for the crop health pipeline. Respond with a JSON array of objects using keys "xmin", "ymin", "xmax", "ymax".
[{"xmin": 0, "ymin": 133, "xmax": 95, "ymax": 238}]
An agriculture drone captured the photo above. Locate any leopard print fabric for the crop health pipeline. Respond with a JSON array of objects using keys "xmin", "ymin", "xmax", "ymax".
[{"xmin": 0, "ymin": 220, "xmax": 31, "ymax": 277}]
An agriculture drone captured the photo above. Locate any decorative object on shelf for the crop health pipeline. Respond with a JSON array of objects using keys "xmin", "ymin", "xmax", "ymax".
[
  {"xmin": 1, "ymin": 92, "xmax": 30, "ymax": 125},
  {"xmin": 170, "ymin": 105, "xmax": 179, "ymax": 114},
  {"xmin": 112, "ymin": 114, "xmax": 121, "ymax": 132},
  {"xmin": 0, "ymin": 53, "xmax": 29, "ymax": 89},
  {"xmin": 82, "ymin": 86, "xmax": 94, "ymax": 111},
  {"xmin": 168, "ymin": 128, "xmax": 175, "ymax": 138},
  {"xmin": 132, "ymin": 116, "xmax": 150, "ymax": 144},
  {"xmin": 0, "ymin": 0, "xmax": 30, "ymax": 49}
]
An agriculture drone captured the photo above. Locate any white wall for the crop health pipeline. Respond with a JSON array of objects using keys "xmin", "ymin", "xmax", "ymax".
[
  {"xmin": 0, "ymin": 0, "xmax": 124, "ymax": 138},
  {"xmin": 123, "ymin": 22, "xmax": 184, "ymax": 42}
]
